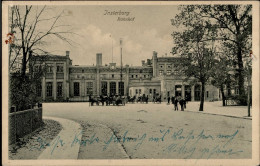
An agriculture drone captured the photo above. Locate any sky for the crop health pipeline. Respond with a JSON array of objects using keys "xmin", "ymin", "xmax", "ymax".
[{"xmin": 18, "ymin": 5, "xmax": 180, "ymax": 66}]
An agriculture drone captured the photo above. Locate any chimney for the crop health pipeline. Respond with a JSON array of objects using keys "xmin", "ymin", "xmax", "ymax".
[
  {"xmin": 147, "ymin": 59, "xmax": 151, "ymax": 66},
  {"xmin": 153, "ymin": 51, "xmax": 158, "ymax": 77},
  {"xmin": 153, "ymin": 51, "xmax": 157, "ymax": 58},
  {"xmin": 141, "ymin": 60, "xmax": 145, "ymax": 66},
  {"xmin": 96, "ymin": 53, "xmax": 102, "ymax": 67},
  {"xmin": 66, "ymin": 51, "xmax": 70, "ymax": 57}
]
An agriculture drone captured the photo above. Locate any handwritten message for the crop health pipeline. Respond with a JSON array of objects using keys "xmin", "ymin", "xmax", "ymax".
[{"xmin": 30, "ymin": 128, "xmax": 244, "ymax": 159}]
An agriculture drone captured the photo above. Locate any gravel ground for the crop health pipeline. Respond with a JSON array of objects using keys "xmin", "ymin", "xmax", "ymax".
[{"xmin": 9, "ymin": 119, "xmax": 62, "ymax": 160}]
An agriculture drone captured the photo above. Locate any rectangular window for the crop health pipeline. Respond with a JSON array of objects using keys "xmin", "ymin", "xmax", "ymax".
[
  {"xmin": 206, "ymin": 91, "xmax": 209, "ymax": 98},
  {"xmin": 144, "ymin": 75, "xmax": 146, "ymax": 78},
  {"xmin": 36, "ymin": 83, "xmax": 42, "ymax": 97},
  {"xmin": 235, "ymin": 88, "xmax": 239, "ymax": 95},
  {"xmin": 132, "ymin": 75, "xmax": 134, "ymax": 78},
  {"xmin": 34, "ymin": 65, "xmax": 39, "ymax": 72},
  {"xmin": 101, "ymin": 82, "xmax": 107, "ymax": 95},
  {"xmin": 149, "ymin": 89, "xmax": 152, "ymax": 94},
  {"xmin": 74, "ymin": 82, "xmax": 80, "ymax": 96},
  {"xmin": 136, "ymin": 89, "xmax": 138, "ymax": 94},
  {"xmin": 86, "ymin": 82, "xmax": 93, "ymax": 95},
  {"xmin": 57, "ymin": 65, "xmax": 64, "ymax": 73},
  {"xmin": 57, "ymin": 82, "xmax": 63, "ymax": 97},
  {"xmin": 139, "ymin": 89, "xmax": 142, "ymax": 94},
  {"xmin": 47, "ymin": 65, "xmax": 53, "ymax": 73},
  {"xmin": 119, "ymin": 82, "xmax": 124, "ymax": 96},
  {"xmin": 136, "ymin": 75, "xmax": 138, "ymax": 78},
  {"xmin": 46, "ymin": 82, "xmax": 53, "ymax": 97},
  {"xmin": 110, "ymin": 82, "xmax": 116, "ymax": 95},
  {"xmin": 174, "ymin": 70, "xmax": 179, "ymax": 75},
  {"xmin": 112, "ymin": 74, "xmax": 114, "ymax": 78}
]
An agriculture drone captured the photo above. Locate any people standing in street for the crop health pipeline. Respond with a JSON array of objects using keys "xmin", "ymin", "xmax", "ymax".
[
  {"xmin": 180, "ymin": 98, "xmax": 184, "ymax": 111},
  {"xmin": 171, "ymin": 95, "xmax": 175, "ymax": 105},
  {"xmin": 183, "ymin": 98, "xmax": 186, "ymax": 109},
  {"xmin": 174, "ymin": 98, "xmax": 178, "ymax": 111},
  {"xmin": 167, "ymin": 96, "xmax": 170, "ymax": 105},
  {"xmin": 185, "ymin": 95, "xmax": 189, "ymax": 104},
  {"xmin": 177, "ymin": 95, "xmax": 182, "ymax": 102}
]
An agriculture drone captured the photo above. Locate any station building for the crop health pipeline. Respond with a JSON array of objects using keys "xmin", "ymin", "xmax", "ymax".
[{"xmin": 32, "ymin": 51, "xmax": 220, "ymax": 102}]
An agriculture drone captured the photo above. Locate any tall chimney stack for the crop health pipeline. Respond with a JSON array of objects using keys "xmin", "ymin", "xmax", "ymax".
[
  {"xmin": 153, "ymin": 51, "xmax": 158, "ymax": 77},
  {"xmin": 96, "ymin": 53, "xmax": 102, "ymax": 67},
  {"xmin": 141, "ymin": 60, "xmax": 145, "ymax": 66}
]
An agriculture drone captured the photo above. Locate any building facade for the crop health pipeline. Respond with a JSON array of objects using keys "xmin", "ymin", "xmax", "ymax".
[{"xmin": 32, "ymin": 51, "xmax": 221, "ymax": 102}]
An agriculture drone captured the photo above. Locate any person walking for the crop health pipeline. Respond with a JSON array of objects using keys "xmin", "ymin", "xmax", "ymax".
[
  {"xmin": 174, "ymin": 98, "xmax": 178, "ymax": 111},
  {"xmin": 167, "ymin": 96, "xmax": 170, "ymax": 105},
  {"xmin": 180, "ymin": 98, "xmax": 184, "ymax": 111}
]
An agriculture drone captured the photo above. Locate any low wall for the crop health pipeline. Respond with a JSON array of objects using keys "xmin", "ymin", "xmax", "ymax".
[{"xmin": 9, "ymin": 108, "xmax": 43, "ymax": 145}]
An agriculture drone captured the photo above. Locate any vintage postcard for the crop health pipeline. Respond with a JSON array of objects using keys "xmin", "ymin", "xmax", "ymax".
[{"xmin": 2, "ymin": 1, "xmax": 259, "ymax": 166}]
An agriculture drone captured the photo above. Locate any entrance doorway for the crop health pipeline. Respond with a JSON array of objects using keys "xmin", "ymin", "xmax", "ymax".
[
  {"xmin": 195, "ymin": 84, "xmax": 201, "ymax": 101},
  {"xmin": 110, "ymin": 82, "xmax": 116, "ymax": 96},
  {"xmin": 101, "ymin": 82, "xmax": 107, "ymax": 96},
  {"xmin": 185, "ymin": 85, "xmax": 191, "ymax": 101},
  {"xmin": 175, "ymin": 85, "xmax": 182, "ymax": 97}
]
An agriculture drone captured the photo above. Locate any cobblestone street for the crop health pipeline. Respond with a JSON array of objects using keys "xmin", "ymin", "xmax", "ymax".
[{"xmin": 43, "ymin": 102, "xmax": 252, "ymax": 159}]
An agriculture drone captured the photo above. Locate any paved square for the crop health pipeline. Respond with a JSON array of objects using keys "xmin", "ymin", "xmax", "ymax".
[{"xmin": 43, "ymin": 102, "xmax": 252, "ymax": 159}]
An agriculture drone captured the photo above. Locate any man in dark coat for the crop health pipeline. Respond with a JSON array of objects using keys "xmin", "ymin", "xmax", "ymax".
[
  {"xmin": 171, "ymin": 96, "xmax": 175, "ymax": 105},
  {"xmin": 180, "ymin": 98, "xmax": 184, "ymax": 111},
  {"xmin": 174, "ymin": 98, "xmax": 178, "ymax": 111},
  {"xmin": 183, "ymin": 98, "xmax": 186, "ymax": 109}
]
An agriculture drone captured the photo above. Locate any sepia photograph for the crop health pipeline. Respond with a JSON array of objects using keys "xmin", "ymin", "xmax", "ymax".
[{"xmin": 2, "ymin": 1, "xmax": 259, "ymax": 166}]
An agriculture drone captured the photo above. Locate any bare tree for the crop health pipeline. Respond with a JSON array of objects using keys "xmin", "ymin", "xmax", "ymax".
[{"xmin": 9, "ymin": 5, "xmax": 75, "ymax": 76}]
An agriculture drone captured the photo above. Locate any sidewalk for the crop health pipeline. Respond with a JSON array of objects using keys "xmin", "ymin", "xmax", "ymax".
[
  {"xmin": 38, "ymin": 117, "xmax": 82, "ymax": 159},
  {"xmin": 183, "ymin": 101, "xmax": 252, "ymax": 120}
]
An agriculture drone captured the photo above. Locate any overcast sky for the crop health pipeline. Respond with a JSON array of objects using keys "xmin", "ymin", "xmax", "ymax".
[{"xmin": 33, "ymin": 5, "xmax": 179, "ymax": 66}]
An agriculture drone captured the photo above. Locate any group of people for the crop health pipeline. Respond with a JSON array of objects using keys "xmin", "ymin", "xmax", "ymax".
[
  {"xmin": 127, "ymin": 94, "xmax": 149, "ymax": 103},
  {"xmin": 89, "ymin": 94, "xmax": 125, "ymax": 106},
  {"xmin": 168, "ymin": 95, "xmax": 187, "ymax": 111}
]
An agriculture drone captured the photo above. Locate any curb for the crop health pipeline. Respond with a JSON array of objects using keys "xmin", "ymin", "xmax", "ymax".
[
  {"xmin": 184, "ymin": 110, "xmax": 252, "ymax": 120},
  {"xmin": 38, "ymin": 117, "xmax": 82, "ymax": 159}
]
